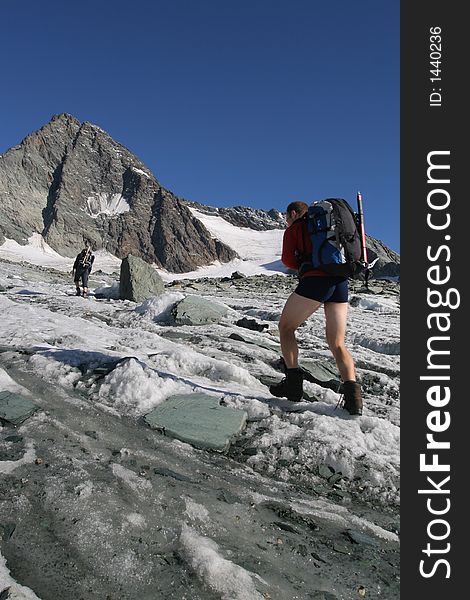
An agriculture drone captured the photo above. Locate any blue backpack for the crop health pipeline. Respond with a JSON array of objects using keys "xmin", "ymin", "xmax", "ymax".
[{"xmin": 305, "ymin": 198, "xmax": 365, "ymax": 278}]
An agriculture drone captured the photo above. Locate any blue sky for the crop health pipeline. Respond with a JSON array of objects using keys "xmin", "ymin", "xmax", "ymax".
[{"xmin": 1, "ymin": 0, "xmax": 399, "ymax": 251}]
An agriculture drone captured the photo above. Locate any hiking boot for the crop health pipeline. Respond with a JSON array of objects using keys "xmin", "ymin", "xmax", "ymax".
[
  {"xmin": 269, "ymin": 368, "xmax": 304, "ymax": 402},
  {"xmin": 75, "ymin": 287, "xmax": 81, "ymax": 296},
  {"xmin": 341, "ymin": 380, "xmax": 363, "ymax": 415}
]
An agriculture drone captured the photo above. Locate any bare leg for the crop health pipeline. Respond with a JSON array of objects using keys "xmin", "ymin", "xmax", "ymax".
[
  {"xmin": 324, "ymin": 302, "xmax": 355, "ymax": 381},
  {"xmin": 279, "ymin": 293, "xmax": 322, "ymax": 368}
]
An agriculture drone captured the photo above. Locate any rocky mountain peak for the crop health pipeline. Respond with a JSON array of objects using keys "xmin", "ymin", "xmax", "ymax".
[
  {"xmin": 50, "ymin": 112, "xmax": 81, "ymax": 124},
  {"xmin": 21, "ymin": 113, "xmax": 81, "ymax": 151},
  {"xmin": 0, "ymin": 114, "xmax": 236, "ymax": 272}
]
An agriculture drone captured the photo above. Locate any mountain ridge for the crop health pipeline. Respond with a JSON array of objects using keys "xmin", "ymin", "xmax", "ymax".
[{"xmin": 0, "ymin": 114, "xmax": 399, "ymax": 277}]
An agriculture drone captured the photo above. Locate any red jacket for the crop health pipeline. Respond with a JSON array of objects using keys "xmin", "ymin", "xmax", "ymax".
[{"xmin": 281, "ymin": 216, "xmax": 327, "ymax": 277}]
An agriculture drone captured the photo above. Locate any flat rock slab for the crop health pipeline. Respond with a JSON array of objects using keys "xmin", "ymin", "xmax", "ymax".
[
  {"xmin": 0, "ymin": 390, "xmax": 38, "ymax": 425},
  {"xmin": 144, "ymin": 393, "xmax": 247, "ymax": 452},
  {"xmin": 228, "ymin": 332, "xmax": 279, "ymax": 352},
  {"xmin": 171, "ymin": 295, "xmax": 228, "ymax": 326},
  {"xmin": 300, "ymin": 360, "xmax": 341, "ymax": 391}
]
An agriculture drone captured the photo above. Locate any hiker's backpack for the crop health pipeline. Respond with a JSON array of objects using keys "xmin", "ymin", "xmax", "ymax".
[
  {"xmin": 80, "ymin": 248, "xmax": 92, "ymax": 269},
  {"xmin": 304, "ymin": 198, "xmax": 366, "ymax": 278}
]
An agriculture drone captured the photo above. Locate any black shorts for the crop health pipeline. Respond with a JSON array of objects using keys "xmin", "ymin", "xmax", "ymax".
[
  {"xmin": 74, "ymin": 269, "xmax": 90, "ymax": 287},
  {"xmin": 294, "ymin": 275, "xmax": 348, "ymax": 303}
]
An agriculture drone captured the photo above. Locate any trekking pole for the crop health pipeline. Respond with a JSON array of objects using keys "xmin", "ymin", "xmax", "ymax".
[{"xmin": 356, "ymin": 191, "xmax": 370, "ymax": 288}]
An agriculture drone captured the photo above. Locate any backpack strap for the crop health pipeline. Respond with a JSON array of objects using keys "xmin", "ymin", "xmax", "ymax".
[
  {"xmin": 298, "ymin": 216, "xmax": 312, "ymax": 266},
  {"xmin": 298, "ymin": 216, "xmax": 315, "ymax": 276}
]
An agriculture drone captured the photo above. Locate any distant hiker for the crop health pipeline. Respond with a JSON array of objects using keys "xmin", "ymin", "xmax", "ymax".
[
  {"xmin": 269, "ymin": 201, "xmax": 363, "ymax": 415},
  {"xmin": 72, "ymin": 245, "xmax": 95, "ymax": 297}
]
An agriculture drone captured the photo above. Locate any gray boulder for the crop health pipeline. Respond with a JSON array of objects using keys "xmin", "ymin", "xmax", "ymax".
[
  {"xmin": 119, "ymin": 254, "xmax": 165, "ymax": 302},
  {"xmin": 171, "ymin": 295, "xmax": 228, "ymax": 325}
]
